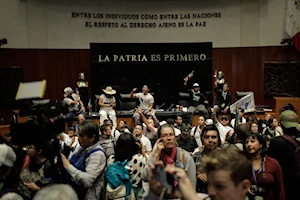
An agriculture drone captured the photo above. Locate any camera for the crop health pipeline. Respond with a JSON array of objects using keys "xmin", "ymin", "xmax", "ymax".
[
  {"xmin": 250, "ymin": 185, "xmax": 265, "ymax": 196},
  {"xmin": 9, "ymin": 100, "xmax": 69, "ymax": 183}
]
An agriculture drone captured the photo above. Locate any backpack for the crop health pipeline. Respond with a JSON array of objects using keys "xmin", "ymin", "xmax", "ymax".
[
  {"xmin": 176, "ymin": 147, "xmax": 185, "ymax": 169},
  {"xmin": 105, "ymin": 160, "xmax": 135, "ymax": 200},
  {"xmin": 68, "ymin": 148, "xmax": 106, "ymax": 200},
  {"xmin": 282, "ymin": 135, "xmax": 300, "ymax": 177}
]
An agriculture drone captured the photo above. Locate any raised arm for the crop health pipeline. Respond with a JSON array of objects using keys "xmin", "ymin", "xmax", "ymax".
[
  {"xmin": 130, "ymin": 88, "xmax": 138, "ymax": 98},
  {"xmin": 150, "ymin": 110, "xmax": 160, "ymax": 127},
  {"xmin": 70, "ymin": 91, "xmax": 80, "ymax": 104},
  {"xmin": 137, "ymin": 107, "xmax": 156, "ymax": 132}
]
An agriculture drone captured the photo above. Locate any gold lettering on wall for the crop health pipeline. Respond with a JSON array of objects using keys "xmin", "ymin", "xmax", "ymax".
[{"xmin": 98, "ymin": 54, "xmax": 207, "ymax": 62}]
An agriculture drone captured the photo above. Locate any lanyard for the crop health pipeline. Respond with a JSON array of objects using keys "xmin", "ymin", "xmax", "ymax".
[{"xmin": 252, "ymin": 157, "xmax": 266, "ymax": 185}]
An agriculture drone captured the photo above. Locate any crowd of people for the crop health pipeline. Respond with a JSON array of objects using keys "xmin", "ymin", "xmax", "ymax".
[{"xmin": 1, "ymin": 80, "xmax": 300, "ymax": 200}]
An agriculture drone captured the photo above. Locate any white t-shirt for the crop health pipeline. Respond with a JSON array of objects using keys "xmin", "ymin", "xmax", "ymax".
[
  {"xmin": 215, "ymin": 122, "xmax": 233, "ymax": 143},
  {"xmin": 190, "ymin": 126, "xmax": 204, "ymax": 148},
  {"xmin": 141, "ymin": 134, "xmax": 152, "ymax": 152},
  {"xmin": 112, "ymin": 128, "xmax": 121, "ymax": 144},
  {"xmin": 99, "ymin": 94, "xmax": 116, "ymax": 111},
  {"xmin": 59, "ymin": 132, "xmax": 81, "ymax": 153},
  {"xmin": 63, "ymin": 93, "xmax": 80, "ymax": 112},
  {"xmin": 135, "ymin": 93, "xmax": 154, "ymax": 110},
  {"xmin": 174, "ymin": 127, "xmax": 181, "ymax": 136},
  {"xmin": 230, "ymin": 117, "xmax": 246, "ymax": 127}
]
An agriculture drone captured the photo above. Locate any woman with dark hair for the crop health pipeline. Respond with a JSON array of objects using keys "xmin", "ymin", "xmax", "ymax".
[
  {"xmin": 262, "ymin": 117, "xmax": 283, "ymax": 137},
  {"xmin": 107, "ymin": 133, "xmax": 146, "ymax": 200},
  {"xmin": 243, "ymin": 132, "xmax": 285, "ymax": 200}
]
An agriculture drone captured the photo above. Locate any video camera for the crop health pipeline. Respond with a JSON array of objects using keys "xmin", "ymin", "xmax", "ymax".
[
  {"xmin": 10, "ymin": 100, "xmax": 68, "ymax": 147},
  {"xmin": 6, "ymin": 80, "xmax": 69, "ymax": 183}
]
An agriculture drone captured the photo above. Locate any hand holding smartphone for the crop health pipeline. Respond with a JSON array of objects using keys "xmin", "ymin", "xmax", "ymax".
[{"xmin": 156, "ymin": 165, "xmax": 175, "ymax": 192}]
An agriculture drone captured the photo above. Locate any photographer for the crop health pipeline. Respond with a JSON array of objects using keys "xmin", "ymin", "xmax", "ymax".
[{"xmin": 61, "ymin": 120, "xmax": 106, "ymax": 200}]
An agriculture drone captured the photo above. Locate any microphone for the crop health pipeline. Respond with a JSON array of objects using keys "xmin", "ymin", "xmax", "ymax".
[{"xmin": 167, "ymin": 103, "xmax": 174, "ymax": 111}]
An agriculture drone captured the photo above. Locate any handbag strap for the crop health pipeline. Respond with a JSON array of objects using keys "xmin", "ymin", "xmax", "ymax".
[{"xmin": 282, "ymin": 135, "xmax": 299, "ymax": 147}]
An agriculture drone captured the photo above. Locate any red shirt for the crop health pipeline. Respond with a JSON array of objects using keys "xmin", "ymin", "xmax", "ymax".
[{"xmin": 251, "ymin": 156, "xmax": 285, "ymax": 200}]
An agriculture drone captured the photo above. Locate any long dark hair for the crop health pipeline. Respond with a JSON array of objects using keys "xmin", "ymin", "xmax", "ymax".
[{"xmin": 114, "ymin": 133, "xmax": 139, "ymax": 162}]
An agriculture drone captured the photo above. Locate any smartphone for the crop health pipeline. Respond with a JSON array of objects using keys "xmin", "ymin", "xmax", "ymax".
[{"xmin": 156, "ymin": 165, "xmax": 175, "ymax": 191}]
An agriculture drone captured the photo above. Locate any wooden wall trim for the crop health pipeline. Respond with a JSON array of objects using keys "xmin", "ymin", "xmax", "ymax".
[{"xmin": 0, "ymin": 46, "xmax": 299, "ymax": 108}]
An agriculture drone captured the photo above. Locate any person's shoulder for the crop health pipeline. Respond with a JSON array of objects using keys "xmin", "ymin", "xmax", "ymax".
[
  {"xmin": 180, "ymin": 147, "xmax": 192, "ymax": 157},
  {"xmin": 131, "ymin": 154, "xmax": 146, "ymax": 163},
  {"xmin": 266, "ymin": 155, "xmax": 279, "ymax": 163},
  {"xmin": 92, "ymin": 144, "xmax": 107, "ymax": 155},
  {"xmin": 270, "ymin": 135, "xmax": 287, "ymax": 144},
  {"xmin": 63, "ymin": 97, "xmax": 71, "ymax": 101},
  {"xmin": 141, "ymin": 135, "xmax": 151, "ymax": 142}
]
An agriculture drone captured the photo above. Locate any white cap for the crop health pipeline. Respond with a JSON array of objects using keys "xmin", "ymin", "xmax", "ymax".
[
  {"xmin": 193, "ymin": 83, "xmax": 199, "ymax": 87},
  {"xmin": 64, "ymin": 87, "xmax": 73, "ymax": 97},
  {"xmin": 0, "ymin": 144, "xmax": 16, "ymax": 167},
  {"xmin": 159, "ymin": 121, "xmax": 167, "ymax": 126},
  {"xmin": 205, "ymin": 119, "xmax": 214, "ymax": 126}
]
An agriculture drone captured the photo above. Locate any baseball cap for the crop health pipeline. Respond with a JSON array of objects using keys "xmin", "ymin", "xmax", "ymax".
[
  {"xmin": 159, "ymin": 121, "xmax": 168, "ymax": 126},
  {"xmin": 206, "ymin": 119, "xmax": 214, "ymax": 125},
  {"xmin": 180, "ymin": 125, "xmax": 191, "ymax": 135},
  {"xmin": 221, "ymin": 115, "xmax": 228, "ymax": 120},
  {"xmin": 0, "ymin": 144, "xmax": 16, "ymax": 167},
  {"xmin": 64, "ymin": 87, "xmax": 73, "ymax": 97},
  {"xmin": 193, "ymin": 83, "xmax": 200, "ymax": 88},
  {"xmin": 280, "ymin": 110, "xmax": 299, "ymax": 128}
]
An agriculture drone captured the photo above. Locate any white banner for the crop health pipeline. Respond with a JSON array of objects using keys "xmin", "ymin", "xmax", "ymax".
[{"xmin": 230, "ymin": 92, "xmax": 255, "ymax": 114}]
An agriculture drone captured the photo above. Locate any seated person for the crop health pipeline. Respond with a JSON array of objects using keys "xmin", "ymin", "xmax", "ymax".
[
  {"xmin": 130, "ymin": 85, "xmax": 154, "ymax": 126},
  {"xmin": 183, "ymin": 77, "xmax": 209, "ymax": 118},
  {"xmin": 98, "ymin": 86, "xmax": 117, "ymax": 129},
  {"xmin": 213, "ymin": 81, "xmax": 232, "ymax": 115},
  {"xmin": 63, "ymin": 87, "xmax": 85, "ymax": 128}
]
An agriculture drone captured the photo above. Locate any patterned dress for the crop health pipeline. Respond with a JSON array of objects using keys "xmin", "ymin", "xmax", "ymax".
[{"xmin": 107, "ymin": 154, "xmax": 146, "ymax": 200}]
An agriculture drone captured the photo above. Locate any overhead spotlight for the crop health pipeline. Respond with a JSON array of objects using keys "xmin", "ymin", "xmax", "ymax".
[
  {"xmin": 280, "ymin": 38, "xmax": 292, "ymax": 46},
  {"xmin": 0, "ymin": 38, "xmax": 7, "ymax": 47}
]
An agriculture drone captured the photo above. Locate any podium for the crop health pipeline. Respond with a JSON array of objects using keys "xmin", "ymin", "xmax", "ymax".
[{"xmin": 274, "ymin": 97, "xmax": 300, "ymax": 121}]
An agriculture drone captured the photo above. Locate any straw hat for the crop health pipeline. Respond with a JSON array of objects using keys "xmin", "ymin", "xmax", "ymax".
[{"xmin": 103, "ymin": 86, "xmax": 116, "ymax": 95}]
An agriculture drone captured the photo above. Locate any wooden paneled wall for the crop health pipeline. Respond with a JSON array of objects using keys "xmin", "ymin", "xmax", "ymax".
[{"xmin": 0, "ymin": 46, "xmax": 299, "ymax": 108}]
